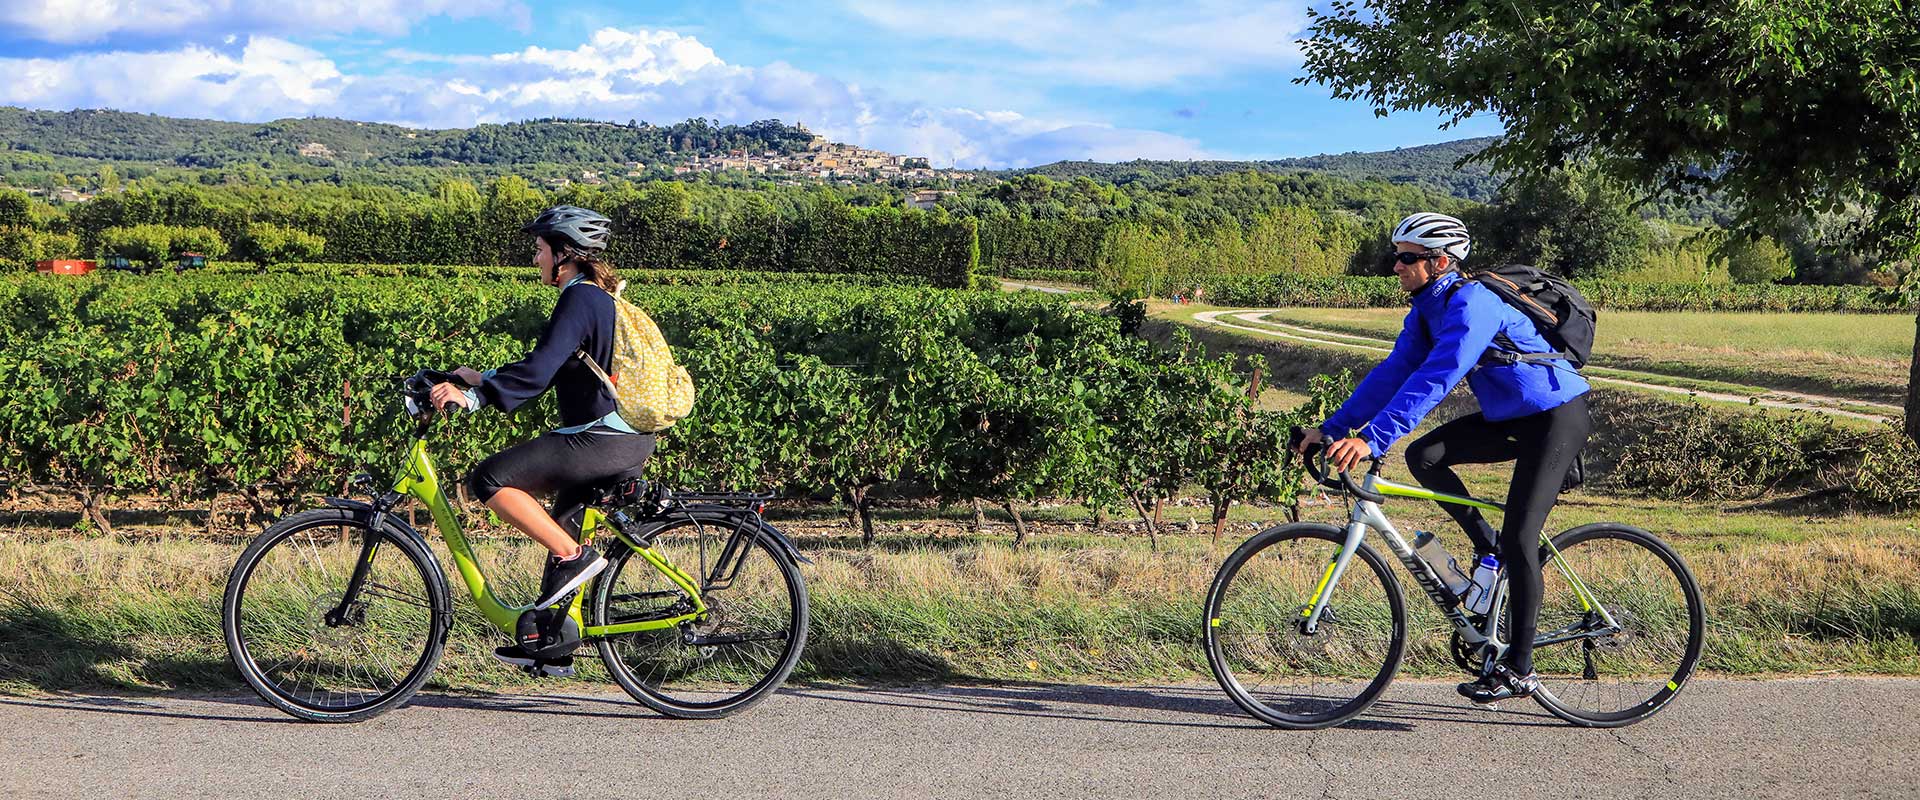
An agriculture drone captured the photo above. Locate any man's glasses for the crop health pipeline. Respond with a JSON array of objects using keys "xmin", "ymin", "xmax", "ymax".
[{"xmin": 1389, "ymin": 250, "xmax": 1442, "ymax": 265}]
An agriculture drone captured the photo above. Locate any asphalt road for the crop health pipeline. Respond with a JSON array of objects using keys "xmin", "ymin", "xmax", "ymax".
[{"xmin": 7, "ymin": 679, "xmax": 1916, "ymax": 799}]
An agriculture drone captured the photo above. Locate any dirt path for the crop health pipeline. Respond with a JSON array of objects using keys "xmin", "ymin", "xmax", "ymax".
[{"xmin": 1192, "ymin": 308, "xmax": 1899, "ymax": 423}]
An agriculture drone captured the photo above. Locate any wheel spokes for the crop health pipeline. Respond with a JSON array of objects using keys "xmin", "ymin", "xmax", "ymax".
[
  {"xmin": 599, "ymin": 532, "xmax": 799, "ymax": 708},
  {"xmin": 1533, "ymin": 532, "xmax": 1697, "ymax": 719},
  {"xmin": 1210, "ymin": 534, "xmax": 1401, "ymax": 725},
  {"xmin": 233, "ymin": 524, "xmax": 437, "ymax": 712}
]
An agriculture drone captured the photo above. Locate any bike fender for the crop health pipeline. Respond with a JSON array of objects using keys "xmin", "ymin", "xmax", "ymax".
[{"xmin": 758, "ymin": 522, "xmax": 813, "ymax": 566}]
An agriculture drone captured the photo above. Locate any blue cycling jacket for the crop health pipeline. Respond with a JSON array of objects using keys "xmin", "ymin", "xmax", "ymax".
[{"xmin": 1320, "ymin": 271, "xmax": 1591, "ymax": 457}]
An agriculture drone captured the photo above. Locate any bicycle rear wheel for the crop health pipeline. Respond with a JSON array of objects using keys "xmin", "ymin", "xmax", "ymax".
[
  {"xmin": 1529, "ymin": 523, "xmax": 1704, "ymax": 727},
  {"xmin": 1203, "ymin": 522, "xmax": 1407, "ymax": 729},
  {"xmin": 223, "ymin": 508, "xmax": 450, "ymax": 722},
  {"xmin": 593, "ymin": 511, "xmax": 808, "ymax": 719}
]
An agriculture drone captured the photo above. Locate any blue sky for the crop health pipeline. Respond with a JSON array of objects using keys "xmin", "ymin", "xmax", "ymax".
[{"xmin": 0, "ymin": 0, "xmax": 1502, "ymax": 168}]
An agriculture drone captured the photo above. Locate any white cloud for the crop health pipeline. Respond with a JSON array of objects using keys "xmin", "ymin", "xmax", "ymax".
[
  {"xmin": 0, "ymin": 0, "xmax": 530, "ymax": 45},
  {"xmin": 0, "ymin": 37, "xmax": 343, "ymax": 120},
  {"xmin": 833, "ymin": 0, "xmax": 1308, "ymax": 88},
  {"xmin": 0, "ymin": 27, "xmax": 1211, "ymax": 167}
]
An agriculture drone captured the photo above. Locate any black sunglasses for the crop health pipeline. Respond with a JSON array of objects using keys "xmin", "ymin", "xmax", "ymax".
[{"xmin": 1389, "ymin": 250, "xmax": 1443, "ymax": 265}]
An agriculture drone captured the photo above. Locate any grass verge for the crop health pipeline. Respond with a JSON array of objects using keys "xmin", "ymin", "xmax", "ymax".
[{"xmin": 2, "ymin": 502, "xmax": 1915, "ymax": 697}]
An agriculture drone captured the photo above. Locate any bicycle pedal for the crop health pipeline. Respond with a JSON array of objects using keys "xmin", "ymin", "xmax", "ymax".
[{"xmin": 520, "ymin": 662, "xmax": 576, "ymax": 678}]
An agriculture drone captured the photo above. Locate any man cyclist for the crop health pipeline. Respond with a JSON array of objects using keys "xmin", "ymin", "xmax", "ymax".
[{"xmin": 1294, "ymin": 212, "xmax": 1592, "ymax": 703}]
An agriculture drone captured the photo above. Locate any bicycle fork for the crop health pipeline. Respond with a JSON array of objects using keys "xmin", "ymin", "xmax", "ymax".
[{"xmin": 325, "ymin": 485, "xmax": 406, "ymax": 628}]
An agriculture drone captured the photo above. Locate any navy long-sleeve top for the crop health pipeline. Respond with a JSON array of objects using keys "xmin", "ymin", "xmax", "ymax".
[{"xmin": 472, "ymin": 277, "xmax": 635, "ymax": 433}]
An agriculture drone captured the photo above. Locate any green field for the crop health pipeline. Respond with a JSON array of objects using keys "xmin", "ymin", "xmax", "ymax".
[{"xmin": 1256, "ymin": 307, "xmax": 1914, "ymax": 405}]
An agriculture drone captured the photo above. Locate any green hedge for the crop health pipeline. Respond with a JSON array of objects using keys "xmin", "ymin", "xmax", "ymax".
[
  {"xmin": 203, "ymin": 262, "xmax": 935, "ymax": 287},
  {"xmin": 977, "ymin": 217, "xmax": 1106, "ymax": 274},
  {"xmin": 66, "ymin": 187, "xmax": 980, "ymax": 288},
  {"xmin": 998, "ymin": 268, "xmax": 1097, "ymax": 285},
  {"xmin": 1204, "ymin": 274, "xmax": 1916, "ymax": 313}
]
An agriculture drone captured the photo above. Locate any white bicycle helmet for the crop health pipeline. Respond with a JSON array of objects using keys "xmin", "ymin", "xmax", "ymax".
[{"xmin": 1391, "ymin": 212, "xmax": 1471, "ymax": 263}]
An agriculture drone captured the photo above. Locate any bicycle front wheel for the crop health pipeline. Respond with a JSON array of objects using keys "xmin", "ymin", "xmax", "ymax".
[
  {"xmin": 593, "ymin": 512, "xmax": 808, "ymax": 719},
  {"xmin": 1204, "ymin": 522, "xmax": 1407, "ymax": 730},
  {"xmin": 1529, "ymin": 523, "xmax": 1705, "ymax": 727},
  {"xmin": 223, "ymin": 508, "xmax": 451, "ymax": 722}
]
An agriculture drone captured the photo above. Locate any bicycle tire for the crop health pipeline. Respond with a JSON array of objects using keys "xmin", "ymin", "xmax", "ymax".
[
  {"xmin": 592, "ymin": 510, "xmax": 808, "ymax": 719},
  {"xmin": 223, "ymin": 508, "xmax": 451, "ymax": 723},
  {"xmin": 1529, "ymin": 523, "xmax": 1705, "ymax": 728},
  {"xmin": 1204, "ymin": 522, "xmax": 1407, "ymax": 730}
]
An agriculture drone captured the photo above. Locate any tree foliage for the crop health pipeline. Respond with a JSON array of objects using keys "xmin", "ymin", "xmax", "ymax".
[
  {"xmin": 239, "ymin": 222, "xmax": 326, "ymax": 266},
  {"xmin": 1721, "ymin": 235, "xmax": 1795, "ymax": 284},
  {"xmin": 1300, "ymin": 0, "xmax": 1920, "ymax": 436},
  {"xmin": 1468, "ymin": 166, "xmax": 1650, "ymax": 278}
]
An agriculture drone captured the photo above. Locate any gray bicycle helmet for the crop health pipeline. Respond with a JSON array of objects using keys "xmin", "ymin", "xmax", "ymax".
[{"xmin": 522, "ymin": 205, "xmax": 613, "ymax": 252}]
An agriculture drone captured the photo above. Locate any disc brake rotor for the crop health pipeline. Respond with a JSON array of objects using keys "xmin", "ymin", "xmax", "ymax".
[{"xmin": 1283, "ymin": 604, "xmax": 1338, "ymax": 658}]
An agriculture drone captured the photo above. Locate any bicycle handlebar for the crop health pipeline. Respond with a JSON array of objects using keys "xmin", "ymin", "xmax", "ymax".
[
  {"xmin": 399, "ymin": 368, "xmax": 480, "ymax": 419},
  {"xmin": 1289, "ymin": 426, "xmax": 1388, "ymax": 504}
]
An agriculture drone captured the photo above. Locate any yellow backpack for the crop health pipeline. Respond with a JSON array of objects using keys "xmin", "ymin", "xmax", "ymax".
[{"xmin": 574, "ymin": 283, "xmax": 696, "ymax": 432}]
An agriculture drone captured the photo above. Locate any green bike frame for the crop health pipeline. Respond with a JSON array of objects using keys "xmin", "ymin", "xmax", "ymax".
[{"xmin": 386, "ymin": 438, "xmax": 707, "ymax": 638}]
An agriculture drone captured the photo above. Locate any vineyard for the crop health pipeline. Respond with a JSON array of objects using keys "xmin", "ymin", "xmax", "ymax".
[
  {"xmin": 58, "ymin": 184, "xmax": 981, "ymax": 287},
  {"xmin": 0, "ymin": 271, "xmax": 1335, "ymax": 543},
  {"xmin": 204, "ymin": 262, "xmax": 944, "ymax": 287}
]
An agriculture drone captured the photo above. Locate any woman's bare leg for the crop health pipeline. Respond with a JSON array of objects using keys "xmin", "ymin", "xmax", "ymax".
[{"xmin": 484, "ymin": 487, "xmax": 580, "ymax": 558}]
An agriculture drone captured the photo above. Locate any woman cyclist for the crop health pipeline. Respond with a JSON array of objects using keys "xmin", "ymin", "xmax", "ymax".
[
  {"xmin": 1294, "ymin": 212, "xmax": 1591, "ymax": 703},
  {"xmin": 428, "ymin": 205, "xmax": 656, "ymax": 673}
]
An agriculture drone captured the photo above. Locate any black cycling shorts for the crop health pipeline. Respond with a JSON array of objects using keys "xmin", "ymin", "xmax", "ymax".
[{"xmin": 466, "ymin": 431, "xmax": 657, "ymax": 535}]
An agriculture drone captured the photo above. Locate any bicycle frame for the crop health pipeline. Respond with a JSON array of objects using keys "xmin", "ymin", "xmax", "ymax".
[
  {"xmin": 375, "ymin": 436, "xmax": 709, "ymax": 638},
  {"xmin": 1298, "ymin": 471, "xmax": 1620, "ymax": 660}
]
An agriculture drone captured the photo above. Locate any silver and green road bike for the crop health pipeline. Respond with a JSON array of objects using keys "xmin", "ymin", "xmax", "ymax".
[
  {"xmin": 1203, "ymin": 433, "xmax": 1704, "ymax": 729},
  {"xmin": 222, "ymin": 370, "xmax": 811, "ymax": 723}
]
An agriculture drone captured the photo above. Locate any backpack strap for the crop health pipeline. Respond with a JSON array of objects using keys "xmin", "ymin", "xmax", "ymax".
[
  {"xmin": 575, "ymin": 348, "xmax": 618, "ymax": 398},
  {"xmin": 1447, "ymin": 277, "xmax": 1579, "ymax": 369}
]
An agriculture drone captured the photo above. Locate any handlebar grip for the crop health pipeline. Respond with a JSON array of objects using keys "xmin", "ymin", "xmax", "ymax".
[{"xmin": 1289, "ymin": 426, "xmax": 1388, "ymax": 503}]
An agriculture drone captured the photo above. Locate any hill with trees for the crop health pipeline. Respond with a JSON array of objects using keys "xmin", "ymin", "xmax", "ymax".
[
  {"xmin": 1008, "ymin": 137, "xmax": 1500, "ymax": 200},
  {"xmin": 0, "ymin": 107, "xmax": 817, "ymax": 169}
]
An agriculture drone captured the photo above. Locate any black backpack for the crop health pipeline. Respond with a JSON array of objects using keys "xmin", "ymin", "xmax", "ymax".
[
  {"xmin": 1448, "ymin": 264, "xmax": 1597, "ymax": 368},
  {"xmin": 1445, "ymin": 265, "xmax": 1594, "ymax": 493}
]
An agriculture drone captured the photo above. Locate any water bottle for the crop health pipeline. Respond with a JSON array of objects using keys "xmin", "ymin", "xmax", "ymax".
[
  {"xmin": 1462, "ymin": 554, "xmax": 1501, "ymax": 615},
  {"xmin": 1411, "ymin": 531, "xmax": 1470, "ymax": 597}
]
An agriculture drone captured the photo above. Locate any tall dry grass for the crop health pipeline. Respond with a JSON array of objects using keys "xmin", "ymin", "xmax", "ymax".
[{"xmin": 1, "ymin": 529, "xmax": 1915, "ymax": 695}]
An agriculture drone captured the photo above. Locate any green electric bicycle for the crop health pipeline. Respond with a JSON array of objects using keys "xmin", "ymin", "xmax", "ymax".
[
  {"xmin": 222, "ymin": 370, "xmax": 811, "ymax": 723},
  {"xmin": 1202, "ymin": 432, "xmax": 1704, "ymax": 729}
]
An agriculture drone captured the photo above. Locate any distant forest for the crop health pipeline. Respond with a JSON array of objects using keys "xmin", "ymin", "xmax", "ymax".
[{"xmin": 1, "ymin": 107, "xmax": 1874, "ymax": 286}]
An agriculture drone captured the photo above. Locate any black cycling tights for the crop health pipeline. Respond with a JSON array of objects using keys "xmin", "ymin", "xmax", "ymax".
[{"xmin": 1403, "ymin": 394, "xmax": 1591, "ymax": 674}]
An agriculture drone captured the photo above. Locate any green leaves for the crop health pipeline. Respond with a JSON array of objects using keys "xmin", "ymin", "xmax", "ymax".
[
  {"xmin": 3, "ymin": 272, "xmax": 1355, "ymax": 534},
  {"xmin": 1299, "ymin": 0, "xmax": 1920, "ymax": 263}
]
